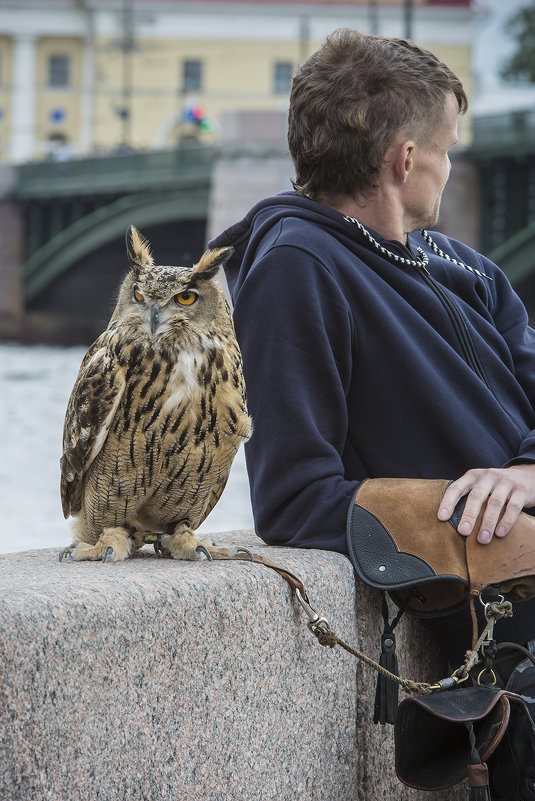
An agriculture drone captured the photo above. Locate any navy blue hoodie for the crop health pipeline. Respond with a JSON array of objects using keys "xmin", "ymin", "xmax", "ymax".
[{"xmin": 210, "ymin": 192, "xmax": 535, "ymax": 555}]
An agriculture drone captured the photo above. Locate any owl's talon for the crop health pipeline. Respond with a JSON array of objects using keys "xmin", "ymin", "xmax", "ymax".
[
  {"xmin": 102, "ymin": 546, "xmax": 114, "ymax": 562},
  {"xmin": 236, "ymin": 546, "xmax": 255, "ymax": 561},
  {"xmin": 195, "ymin": 545, "xmax": 213, "ymax": 561},
  {"xmin": 59, "ymin": 543, "xmax": 77, "ymax": 562},
  {"xmin": 153, "ymin": 539, "xmax": 166, "ymax": 558}
]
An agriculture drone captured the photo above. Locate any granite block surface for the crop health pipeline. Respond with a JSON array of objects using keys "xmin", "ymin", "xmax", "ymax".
[{"xmin": 0, "ymin": 530, "xmax": 464, "ymax": 800}]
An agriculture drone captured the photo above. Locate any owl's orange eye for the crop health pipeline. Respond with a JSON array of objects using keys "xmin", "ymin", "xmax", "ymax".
[
  {"xmin": 133, "ymin": 288, "xmax": 144, "ymax": 303},
  {"xmin": 175, "ymin": 290, "xmax": 197, "ymax": 306}
]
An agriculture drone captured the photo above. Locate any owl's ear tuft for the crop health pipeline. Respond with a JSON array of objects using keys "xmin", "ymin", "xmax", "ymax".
[
  {"xmin": 126, "ymin": 226, "xmax": 155, "ymax": 274},
  {"xmin": 191, "ymin": 246, "xmax": 234, "ymax": 281}
]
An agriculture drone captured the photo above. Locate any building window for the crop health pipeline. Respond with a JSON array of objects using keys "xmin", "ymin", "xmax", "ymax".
[
  {"xmin": 48, "ymin": 55, "xmax": 70, "ymax": 88},
  {"xmin": 274, "ymin": 62, "xmax": 293, "ymax": 94},
  {"xmin": 182, "ymin": 60, "xmax": 202, "ymax": 93}
]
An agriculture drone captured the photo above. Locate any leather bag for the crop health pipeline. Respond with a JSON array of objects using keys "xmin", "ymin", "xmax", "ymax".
[
  {"xmin": 346, "ymin": 477, "xmax": 535, "ymax": 798},
  {"xmin": 395, "ymin": 685, "xmax": 535, "ymax": 800},
  {"xmin": 347, "ymin": 478, "xmax": 535, "ymax": 616}
]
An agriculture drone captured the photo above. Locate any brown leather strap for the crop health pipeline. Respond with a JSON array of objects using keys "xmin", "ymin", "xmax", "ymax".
[
  {"xmin": 496, "ymin": 641, "xmax": 535, "ymax": 670},
  {"xmin": 231, "ymin": 549, "xmax": 310, "ymax": 601},
  {"xmin": 467, "ymin": 763, "xmax": 490, "ymax": 788},
  {"xmin": 143, "ymin": 534, "xmax": 310, "ymax": 600}
]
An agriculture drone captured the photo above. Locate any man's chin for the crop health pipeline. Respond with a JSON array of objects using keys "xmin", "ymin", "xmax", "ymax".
[{"xmin": 418, "ymin": 210, "xmax": 440, "ymax": 231}]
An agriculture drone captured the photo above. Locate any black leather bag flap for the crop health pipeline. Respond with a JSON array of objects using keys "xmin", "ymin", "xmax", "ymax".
[{"xmin": 346, "ymin": 479, "xmax": 469, "ymax": 616}]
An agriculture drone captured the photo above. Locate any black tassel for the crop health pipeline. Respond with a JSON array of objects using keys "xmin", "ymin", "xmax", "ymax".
[
  {"xmin": 467, "ymin": 763, "xmax": 492, "ymax": 801},
  {"xmin": 373, "ymin": 631, "xmax": 399, "ymax": 724}
]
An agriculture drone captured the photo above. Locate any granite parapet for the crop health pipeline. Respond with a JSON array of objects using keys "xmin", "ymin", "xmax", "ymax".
[{"xmin": 0, "ymin": 530, "xmax": 464, "ymax": 800}]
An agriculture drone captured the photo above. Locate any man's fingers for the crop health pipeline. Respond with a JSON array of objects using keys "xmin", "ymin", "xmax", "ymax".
[
  {"xmin": 437, "ymin": 470, "xmax": 505, "ymax": 541},
  {"xmin": 456, "ymin": 485, "xmax": 494, "ymax": 539},
  {"xmin": 438, "ymin": 465, "xmax": 535, "ymax": 544},
  {"xmin": 491, "ymin": 491, "xmax": 524, "ymax": 538},
  {"xmin": 474, "ymin": 486, "xmax": 511, "ymax": 543},
  {"xmin": 437, "ymin": 478, "xmax": 474, "ymax": 521}
]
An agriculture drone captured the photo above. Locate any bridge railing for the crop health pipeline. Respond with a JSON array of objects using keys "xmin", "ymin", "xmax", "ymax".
[
  {"xmin": 16, "ymin": 145, "xmax": 215, "ymax": 198},
  {"xmin": 472, "ymin": 109, "xmax": 535, "ymax": 156}
]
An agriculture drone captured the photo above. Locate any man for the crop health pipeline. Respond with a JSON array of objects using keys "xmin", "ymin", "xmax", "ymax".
[{"xmin": 210, "ymin": 29, "xmax": 535, "ymax": 665}]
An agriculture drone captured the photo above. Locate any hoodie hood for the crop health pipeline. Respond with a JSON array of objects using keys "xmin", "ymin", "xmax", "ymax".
[{"xmin": 209, "ymin": 190, "xmax": 363, "ymax": 300}]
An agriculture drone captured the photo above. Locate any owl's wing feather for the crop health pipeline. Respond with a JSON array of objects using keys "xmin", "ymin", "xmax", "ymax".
[
  {"xmin": 60, "ymin": 339, "xmax": 126, "ymax": 518},
  {"xmin": 201, "ymin": 476, "xmax": 230, "ymax": 523}
]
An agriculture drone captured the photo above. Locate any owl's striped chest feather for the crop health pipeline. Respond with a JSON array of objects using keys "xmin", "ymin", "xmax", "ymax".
[{"xmin": 88, "ymin": 333, "xmax": 249, "ymax": 522}]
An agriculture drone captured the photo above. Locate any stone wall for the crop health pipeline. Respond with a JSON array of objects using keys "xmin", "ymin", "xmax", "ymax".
[{"xmin": 0, "ymin": 530, "xmax": 464, "ymax": 801}]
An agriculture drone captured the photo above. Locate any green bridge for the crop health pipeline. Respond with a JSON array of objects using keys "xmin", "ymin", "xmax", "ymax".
[
  {"xmin": 16, "ymin": 109, "xmax": 535, "ymax": 301},
  {"xmin": 6, "ymin": 109, "xmax": 535, "ymax": 342},
  {"xmin": 17, "ymin": 145, "xmax": 215, "ymax": 303}
]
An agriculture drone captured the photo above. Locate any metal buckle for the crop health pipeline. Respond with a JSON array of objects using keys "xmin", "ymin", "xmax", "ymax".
[
  {"xmin": 294, "ymin": 588, "xmax": 330, "ymax": 633},
  {"xmin": 479, "ymin": 591, "xmax": 505, "ymax": 642},
  {"xmin": 477, "ymin": 668, "xmax": 497, "ymax": 686}
]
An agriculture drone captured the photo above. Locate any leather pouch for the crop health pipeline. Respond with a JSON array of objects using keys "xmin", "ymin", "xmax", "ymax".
[
  {"xmin": 395, "ymin": 686, "xmax": 517, "ymax": 791},
  {"xmin": 347, "ymin": 478, "xmax": 535, "ymax": 616}
]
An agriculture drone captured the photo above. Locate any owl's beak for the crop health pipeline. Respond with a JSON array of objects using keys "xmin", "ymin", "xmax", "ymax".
[{"xmin": 150, "ymin": 302, "xmax": 160, "ymax": 335}]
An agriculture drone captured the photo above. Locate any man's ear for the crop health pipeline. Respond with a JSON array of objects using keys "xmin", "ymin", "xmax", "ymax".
[{"xmin": 395, "ymin": 140, "xmax": 416, "ymax": 183}]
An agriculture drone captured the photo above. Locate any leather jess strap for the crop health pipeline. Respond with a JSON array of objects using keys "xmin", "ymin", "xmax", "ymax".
[
  {"xmin": 231, "ymin": 548, "xmax": 310, "ymax": 601},
  {"xmin": 143, "ymin": 534, "xmax": 310, "ymax": 601}
]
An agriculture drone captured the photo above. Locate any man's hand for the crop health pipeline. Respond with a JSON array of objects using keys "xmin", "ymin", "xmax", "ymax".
[{"xmin": 437, "ymin": 464, "xmax": 535, "ymax": 544}]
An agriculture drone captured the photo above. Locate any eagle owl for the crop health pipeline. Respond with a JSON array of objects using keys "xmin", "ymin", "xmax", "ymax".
[{"xmin": 59, "ymin": 226, "xmax": 252, "ymax": 563}]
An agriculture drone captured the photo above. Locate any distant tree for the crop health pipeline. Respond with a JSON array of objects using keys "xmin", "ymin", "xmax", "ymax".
[{"xmin": 501, "ymin": 2, "xmax": 535, "ymax": 82}]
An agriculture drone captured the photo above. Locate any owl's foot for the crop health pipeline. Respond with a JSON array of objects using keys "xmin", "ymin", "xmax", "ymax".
[
  {"xmin": 159, "ymin": 528, "xmax": 238, "ymax": 561},
  {"xmin": 59, "ymin": 527, "xmax": 134, "ymax": 563},
  {"xmin": 59, "ymin": 543, "xmax": 78, "ymax": 562}
]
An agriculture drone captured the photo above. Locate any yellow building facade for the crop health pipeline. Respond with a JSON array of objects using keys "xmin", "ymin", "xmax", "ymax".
[{"xmin": 0, "ymin": 0, "xmax": 473, "ymax": 163}]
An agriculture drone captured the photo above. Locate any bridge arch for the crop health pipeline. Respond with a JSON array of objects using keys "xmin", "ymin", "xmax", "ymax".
[{"xmin": 24, "ymin": 187, "xmax": 209, "ymax": 302}]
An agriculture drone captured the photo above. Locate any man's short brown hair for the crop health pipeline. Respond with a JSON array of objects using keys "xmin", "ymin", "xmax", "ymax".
[{"xmin": 288, "ymin": 28, "xmax": 468, "ymax": 200}]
